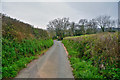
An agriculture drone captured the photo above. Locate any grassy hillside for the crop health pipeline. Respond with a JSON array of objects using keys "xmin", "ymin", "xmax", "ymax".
[
  {"xmin": 2, "ymin": 14, "xmax": 49, "ymax": 40},
  {"xmin": 2, "ymin": 14, "xmax": 53, "ymax": 78},
  {"xmin": 62, "ymin": 32, "xmax": 120, "ymax": 79}
]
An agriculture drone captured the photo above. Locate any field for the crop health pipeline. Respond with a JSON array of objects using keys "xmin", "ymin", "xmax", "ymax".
[
  {"xmin": 62, "ymin": 32, "xmax": 120, "ymax": 79},
  {"xmin": 2, "ymin": 14, "xmax": 53, "ymax": 78}
]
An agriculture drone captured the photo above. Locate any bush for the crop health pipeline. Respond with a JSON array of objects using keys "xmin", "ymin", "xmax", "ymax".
[
  {"xmin": 2, "ymin": 14, "xmax": 54, "ymax": 78},
  {"xmin": 70, "ymin": 57, "xmax": 103, "ymax": 79},
  {"xmin": 2, "ymin": 38, "xmax": 53, "ymax": 78},
  {"xmin": 62, "ymin": 32, "xmax": 120, "ymax": 79}
]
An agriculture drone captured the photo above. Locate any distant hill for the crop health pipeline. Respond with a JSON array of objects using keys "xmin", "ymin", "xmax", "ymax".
[{"xmin": 2, "ymin": 14, "xmax": 49, "ymax": 40}]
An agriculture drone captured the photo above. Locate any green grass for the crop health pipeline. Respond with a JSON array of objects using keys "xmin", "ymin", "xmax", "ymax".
[
  {"xmin": 70, "ymin": 57, "xmax": 103, "ymax": 79},
  {"xmin": 2, "ymin": 14, "xmax": 49, "ymax": 40},
  {"xmin": 3, "ymin": 56, "xmax": 36, "ymax": 78},
  {"xmin": 2, "ymin": 38, "xmax": 53, "ymax": 78},
  {"xmin": 62, "ymin": 32, "xmax": 120, "ymax": 79},
  {"xmin": 2, "ymin": 14, "xmax": 54, "ymax": 79},
  {"xmin": 64, "ymin": 35, "xmax": 90, "ymax": 39}
]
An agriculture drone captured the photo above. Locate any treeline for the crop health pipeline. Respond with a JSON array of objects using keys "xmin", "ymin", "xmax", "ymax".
[
  {"xmin": 47, "ymin": 15, "xmax": 118, "ymax": 39},
  {"xmin": 2, "ymin": 14, "xmax": 53, "ymax": 78}
]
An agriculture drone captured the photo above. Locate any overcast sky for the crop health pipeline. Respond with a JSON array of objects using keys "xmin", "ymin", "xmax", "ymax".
[{"xmin": 1, "ymin": 0, "xmax": 119, "ymax": 29}]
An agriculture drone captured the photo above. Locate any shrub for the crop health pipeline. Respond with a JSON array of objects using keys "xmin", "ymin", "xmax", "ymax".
[
  {"xmin": 62, "ymin": 32, "xmax": 120, "ymax": 79},
  {"xmin": 2, "ymin": 14, "xmax": 54, "ymax": 78},
  {"xmin": 2, "ymin": 38, "xmax": 53, "ymax": 78}
]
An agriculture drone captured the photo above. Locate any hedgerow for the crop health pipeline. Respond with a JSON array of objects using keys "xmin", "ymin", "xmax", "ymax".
[
  {"xmin": 62, "ymin": 32, "xmax": 120, "ymax": 79},
  {"xmin": 2, "ymin": 14, "xmax": 54, "ymax": 78},
  {"xmin": 2, "ymin": 38, "xmax": 53, "ymax": 78}
]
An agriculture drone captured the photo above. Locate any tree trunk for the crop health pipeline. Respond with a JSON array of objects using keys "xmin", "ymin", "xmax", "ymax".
[{"xmin": 101, "ymin": 26, "xmax": 105, "ymax": 32}]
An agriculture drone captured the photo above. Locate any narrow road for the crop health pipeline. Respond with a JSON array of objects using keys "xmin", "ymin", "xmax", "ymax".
[{"xmin": 16, "ymin": 40, "xmax": 74, "ymax": 78}]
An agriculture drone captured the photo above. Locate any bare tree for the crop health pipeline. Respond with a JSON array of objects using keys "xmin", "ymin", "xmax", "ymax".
[
  {"xmin": 47, "ymin": 17, "xmax": 70, "ymax": 39},
  {"xmin": 47, "ymin": 15, "xmax": 117, "ymax": 38},
  {"xmin": 86, "ymin": 19, "xmax": 98, "ymax": 34},
  {"xmin": 78, "ymin": 19, "xmax": 88, "ymax": 34},
  {"xmin": 47, "ymin": 24, "xmax": 56, "ymax": 38},
  {"xmin": 106, "ymin": 20, "xmax": 116, "ymax": 32},
  {"xmin": 96, "ymin": 15, "xmax": 111, "ymax": 32},
  {"xmin": 69, "ymin": 22, "xmax": 76, "ymax": 36}
]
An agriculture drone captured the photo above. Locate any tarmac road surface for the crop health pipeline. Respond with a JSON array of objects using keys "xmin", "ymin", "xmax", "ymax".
[{"xmin": 16, "ymin": 40, "xmax": 74, "ymax": 78}]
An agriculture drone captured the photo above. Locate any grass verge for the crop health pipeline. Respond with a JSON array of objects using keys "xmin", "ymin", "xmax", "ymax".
[
  {"xmin": 62, "ymin": 32, "xmax": 120, "ymax": 79},
  {"xmin": 2, "ymin": 38, "xmax": 53, "ymax": 79}
]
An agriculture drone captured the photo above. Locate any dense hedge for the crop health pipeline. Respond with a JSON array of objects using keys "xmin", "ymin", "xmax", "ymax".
[
  {"xmin": 2, "ymin": 14, "xmax": 49, "ymax": 40},
  {"xmin": 2, "ymin": 38, "xmax": 53, "ymax": 78},
  {"xmin": 62, "ymin": 32, "xmax": 120, "ymax": 79},
  {"xmin": 2, "ymin": 14, "xmax": 54, "ymax": 78}
]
